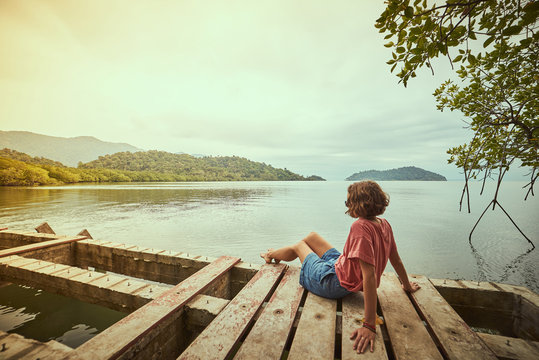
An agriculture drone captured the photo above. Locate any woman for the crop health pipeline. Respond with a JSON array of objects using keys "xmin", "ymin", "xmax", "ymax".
[{"xmin": 261, "ymin": 180, "xmax": 420, "ymax": 354}]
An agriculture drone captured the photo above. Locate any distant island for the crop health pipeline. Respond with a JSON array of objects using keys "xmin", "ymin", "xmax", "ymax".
[
  {"xmin": 0, "ymin": 148, "xmax": 325, "ymax": 186},
  {"xmin": 346, "ymin": 166, "xmax": 447, "ymax": 181}
]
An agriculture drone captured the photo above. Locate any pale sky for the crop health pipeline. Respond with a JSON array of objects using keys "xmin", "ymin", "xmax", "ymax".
[{"xmin": 1, "ymin": 0, "xmax": 475, "ymax": 180}]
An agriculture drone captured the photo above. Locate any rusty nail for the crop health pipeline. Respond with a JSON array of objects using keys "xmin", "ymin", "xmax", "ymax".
[
  {"xmin": 150, "ymin": 288, "xmax": 152, "ymax": 293},
  {"xmin": 128, "ymin": 282, "xmax": 130, "ymax": 286},
  {"xmin": 207, "ymin": 300, "xmax": 209, "ymax": 304},
  {"xmin": 89, "ymin": 272, "xmax": 92, "ymax": 277}
]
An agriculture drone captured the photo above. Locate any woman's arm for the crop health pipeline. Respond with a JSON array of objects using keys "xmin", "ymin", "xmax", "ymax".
[
  {"xmin": 350, "ymin": 259, "xmax": 377, "ymax": 353},
  {"xmin": 389, "ymin": 248, "xmax": 420, "ymax": 293}
]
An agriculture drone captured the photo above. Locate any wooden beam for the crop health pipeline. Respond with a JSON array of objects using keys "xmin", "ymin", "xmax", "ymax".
[
  {"xmin": 430, "ymin": 278, "xmax": 515, "ymax": 335},
  {"xmin": 0, "ymin": 331, "xmax": 73, "ymax": 359},
  {"xmin": 35, "ymin": 222, "xmax": 55, "ymax": 234},
  {"xmin": 479, "ymin": 333, "xmax": 539, "ymax": 360},
  {"xmin": 0, "ymin": 236, "xmax": 87, "ymax": 258},
  {"xmin": 377, "ymin": 273, "xmax": 442, "ymax": 360},
  {"xmin": 74, "ymin": 255, "xmax": 240, "ymax": 360},
  {"xmin": 77, "ymin": 229, "xmax": 93, "ymax": 239},
  {"xmin": 341, "ymin": 292, "xmax": 388, "ymax": 359},
  {"xmin": 409, "ymin": 275, "xmax": 497, "ymax": 360},
  {"xmin": 178, "ymin": 263, "xmax": 286, "ymax": 360},
  {"xmin": 0, "ymin": 255, "xmax": 170, "ymax": 312},
  {"xmin": 288, "ymin": 292, "xmax": 337, "ymax": 360},
  {"xmin": 234, "ymin": 266, "xmax": 305, "ymax": 360}
]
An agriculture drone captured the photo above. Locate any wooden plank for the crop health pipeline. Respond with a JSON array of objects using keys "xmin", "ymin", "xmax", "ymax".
[
  {"xmin": 0, "ymin": 333, "xmax": 40, "ymax": 359},
  {"xmin": 288, "ymin": 292, "xmax": 337, "ymax": 360},
  {"xmin": 77, "ymin": 229, "xmax": 93, "ymax": 239},
  {"xmin": 74, "ymin": 255, "xmax": 240, "ymax": 360},
  {"xmin": 478, "ymin": 333, "xmax": 539, "ymax": 360},
  {"xmin": 377, "ymin": 273, "xmax": 442, "ymax": 360},
  {"xmin": 35, "ymin": 222, "xmax": 55, "ymax": 234},
  {"xmin": 0, "ymin": 236, "xmax": 87, "ymax": 258},
  {"xmin": 234, "ymin": 266, "xmax": 305, "ymax": 360},
  {"xmin": 341, "ymin": 292, "xmax": 388, "ymax": 359},
  {"xmin": 409, "ymin": 275, "xmax": 497, "ymax": 360},
  {"xmin": 178, "ymin": 263, "xmax": 286, "ymax": 360},
  {"xmin": 18, "ymin": 340, "xmax": 73, "ymax": 360}
]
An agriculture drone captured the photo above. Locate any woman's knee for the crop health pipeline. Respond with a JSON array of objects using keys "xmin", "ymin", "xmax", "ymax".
[{"xmin": 303, "ymin": 232, "xmax": 320, "ymax": 243}]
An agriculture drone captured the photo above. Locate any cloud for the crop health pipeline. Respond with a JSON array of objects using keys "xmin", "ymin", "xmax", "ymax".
[{"xmin": 0, "ymin": 0, "xmax": 475, "ymax": 180}]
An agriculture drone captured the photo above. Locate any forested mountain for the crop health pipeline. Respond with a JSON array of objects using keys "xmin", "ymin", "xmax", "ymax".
[
  {"xmin": 346, "ymin": 166, "xmax": 446, "ymax": 181},
  {"xmin": 0, "ymin": 131, "xmax": 141, "ymax": 166},
  {"xmin": 80, "ymin": 151, "xmax": 317, "ymax": 181},
  {"xmin": 0, "ymin": 149, "xmax": 324, "ymax": 186}
]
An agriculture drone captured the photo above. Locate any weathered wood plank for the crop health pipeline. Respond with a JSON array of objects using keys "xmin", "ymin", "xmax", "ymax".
[
  {"xmin": 478, "ymin": 333, "xmax": 539, "ymax": 360},
  {"xmin": 74, "ymin": 255, "xmax": 240, "ymax": 360},
  {"xmin": 288, "ymin": 292, "xmax": 337, "ymax": 360},
  {"xmin": 178, "ymin": 263, "xmax": 286, "ymax": 360},
  {"xmin": 19, "ymin": 340, "xmax": 74, "ymax": 360},
  {"xmin": 0, "ymin": 333, "xmax": 39, "ymax": 359},
  {"xmin": 234, "ymin": 266, "xmax": 305, "ymax": 360},
  {"xmin": 0, "ymin": 236, "xmax": 87, "ymax": 258},
  {"xmin": 495, "ymin": 282, "xmax": 539, "ymax": 340},
  {"xmin": 409, "ymin": 275, "xmax": 497, "ymax": 360},
  {"xmin": 35, "ymin": 222, "xmax": 55, "ymax": 234},
  {"xmin": 0, "ymin": 331, "xmax": 72, "ymax": 359},
  {"xmin": 341, "ymin": 292, "xmax": 388, "ymax": 359},
  {"xmin": 430, "ymin": 277, "xmax": 515, "ymax": 336},
  {"xmin": 377, "ymin": 273, "xmax": 442, "ymax": 360}
]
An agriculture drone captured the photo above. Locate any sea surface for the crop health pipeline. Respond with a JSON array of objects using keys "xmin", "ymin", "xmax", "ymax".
[{"xmin": 0, "ymin": 180, "xmax": 537, "ymax": 347}]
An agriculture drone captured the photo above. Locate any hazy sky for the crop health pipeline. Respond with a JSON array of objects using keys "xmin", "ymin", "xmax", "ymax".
[{"xmin": 1, "ymin": 0, "xmax": 475, "ymax": 180}]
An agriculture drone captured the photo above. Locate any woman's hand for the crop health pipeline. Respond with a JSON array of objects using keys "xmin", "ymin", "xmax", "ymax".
[
  {"xmin": 350, "ymin": 327, "xmax": 375, "ymax": 353},
  {"xmin": 402, "ymin": 281, "xmax": 421, "ymax": 293}
]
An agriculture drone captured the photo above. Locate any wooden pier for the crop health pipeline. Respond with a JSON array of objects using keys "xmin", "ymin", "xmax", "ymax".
[{"xmin": 0, "ymin": 224, "xmax": 538, "ymax": 359}]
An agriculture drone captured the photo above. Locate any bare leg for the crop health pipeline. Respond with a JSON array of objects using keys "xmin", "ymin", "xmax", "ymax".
[{"xmin": 261, "ymin": 232, "xmax": 334, "ymax": 264}]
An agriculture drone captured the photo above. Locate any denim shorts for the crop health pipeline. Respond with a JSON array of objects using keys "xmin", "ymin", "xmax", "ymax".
[{"xmin": 299, "ymin": 248, "xmax": 353, "ymax": 299}]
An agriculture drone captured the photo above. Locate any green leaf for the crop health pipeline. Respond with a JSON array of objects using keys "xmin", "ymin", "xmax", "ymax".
[
  {"xmin": 502, "ymin": 25, "xmax": 522, "ymax": 36},
  {"xmin": 469, "ymin": 31, "xmax": 477, "ymax": 40},
  {"xmin": 396, "ymin": 46, "xmax": 406, "ymax": 53},
  {"xmin": 483, "ymin": 36, "xmax": 495, "ymax": 48},
  {"xmin": 384, "ymin": 41, "xmax": 394, "ymax": 48},
  {"xmin": 404, "ymin": 6, "xmax": 414, "ymax": 18},
  {"xmin": 453, "ymin": 55, "xmax": 463, "ymax": 62}
]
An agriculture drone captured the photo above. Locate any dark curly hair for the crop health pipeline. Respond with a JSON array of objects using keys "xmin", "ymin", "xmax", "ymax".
[{"xmin": 345, "ymin": 181, "xmax": 389, "ymax": 219}]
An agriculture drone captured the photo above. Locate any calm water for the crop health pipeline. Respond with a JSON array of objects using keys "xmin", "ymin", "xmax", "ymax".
[{"xmin": 1, "ymin": 181, "xmax": 538, "ymax": 347}]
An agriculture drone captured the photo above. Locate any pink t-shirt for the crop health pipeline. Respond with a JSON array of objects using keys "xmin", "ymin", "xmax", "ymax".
[{"xmin": 334, "ymin": 217, "xmax": 396, "ymax": 292}]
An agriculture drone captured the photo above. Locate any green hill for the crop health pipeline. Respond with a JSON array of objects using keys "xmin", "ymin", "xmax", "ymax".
[
  {"xmin": 0, "ymin": 149, "xmax": 324, "ymax": 186},
  {"xmin": 0, "ymin": 131, "xmax": 141, "ymax": 166},
  {"xmin": 346, "ymin": 166, "xmax": 446, "ymax": 181},
  {"xmin": 80, "ymin": 150, "xmax": 322, "ymax": 181}
]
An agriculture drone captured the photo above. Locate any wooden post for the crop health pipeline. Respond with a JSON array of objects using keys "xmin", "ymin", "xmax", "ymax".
[
  {"xmin": 35, "ymin": 222, "xmax": 55, "ymax": 234},
  {"xmin": 77, "ymin": 229, "xmax": 93, "ymax": 239}
]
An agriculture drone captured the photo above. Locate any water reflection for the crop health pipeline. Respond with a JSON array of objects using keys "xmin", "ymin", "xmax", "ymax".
[{"xmin": 0, "ymin": 284, "xmax": 125, "ymax": 348}]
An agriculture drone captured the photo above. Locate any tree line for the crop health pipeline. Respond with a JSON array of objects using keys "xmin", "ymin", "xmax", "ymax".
[{"xmin": 0, "ymin": 149, "xmax": 323, "ymax": 186}]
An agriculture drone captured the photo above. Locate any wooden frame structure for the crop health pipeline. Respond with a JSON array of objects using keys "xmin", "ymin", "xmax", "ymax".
[{"xmin": 0, "ymin": 225, "xmax": 537, "ymax": 359}]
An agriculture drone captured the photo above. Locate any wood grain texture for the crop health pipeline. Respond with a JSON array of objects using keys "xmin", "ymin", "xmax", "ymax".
[
  {"xmin": 377, "ymin": 273, "xmax": 442, "ymax": 360},
  {"xmin": 234, "ymin": 266, "xmax": 304, "ymax": 360},
  {"xmin": 288, "ymin": 292, "xmax": 337, "ymax": 360},
  {"xmin": 178, "ymin": 263, "xmax": 286, "ymax": 360},
  {"xmin": 74, "ymin": 255, "xmax": 240, "ymax": 360},
  {"xmin": 409, "ymin": 275, "xmax": 497, "ymax": 360},
  {"xmin": 479, "ymin": 333, "xmax": 539, "ymax": 360},
  {"xmin": 341, "ymin": 292, "xmax": 388, "ymax": 360}
]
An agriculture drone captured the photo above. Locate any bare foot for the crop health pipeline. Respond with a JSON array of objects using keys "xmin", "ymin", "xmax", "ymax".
[{"xmin": 260, "ymin": 249, "xmax": 280, "ymax": 264}]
